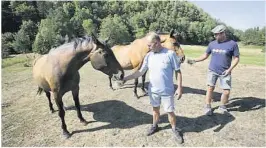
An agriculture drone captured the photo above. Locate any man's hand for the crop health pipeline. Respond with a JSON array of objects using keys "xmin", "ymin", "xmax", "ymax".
[
  {"xmin": 174, "ymin": 89, "xmax": 182, "ymax": 100},
  {"xmin": 180, "ymin": 55, "xmax": 186, "ymax": 63},
  {"xmin": 222, "ymin": 69, "xmax": 231, "ymax": 76},
  {"xmin": 187, "ymin": 59, "xmax": 196, "ymax": 65}
]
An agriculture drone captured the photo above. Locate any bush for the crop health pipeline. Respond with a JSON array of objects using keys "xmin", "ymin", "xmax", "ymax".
[
  {"xmin": 13, "ymin": 20, "xmax": 37, "ymax": 53},
  {"xmin": 2, "ymin": 32, "xmax": 15, "ymax": 58},
  {"xmin": 32, "ymin": 19, "xmax": 57, "ymax": 54}
]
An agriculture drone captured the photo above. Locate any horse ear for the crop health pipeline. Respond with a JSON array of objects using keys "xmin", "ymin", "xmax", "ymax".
[
  {"xmin": 91, "ymin": 33, "xmax": 98, "ymax": 43},
  {"xmin": 170, "ymin": 29, "xmax": 175, "ymax": 38},
  {"xmin": 91, "ymin": 33, "xmax": 105, "ymax": 47}
]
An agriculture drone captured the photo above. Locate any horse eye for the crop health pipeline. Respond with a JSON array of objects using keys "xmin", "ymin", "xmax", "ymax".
[
  {"xmin": 104, "ymin": 54, "xmax": 108, "ymax": 58},
  {"xmin": 173, "ymin": 42, "xmax": 179, "ymax": 46}
]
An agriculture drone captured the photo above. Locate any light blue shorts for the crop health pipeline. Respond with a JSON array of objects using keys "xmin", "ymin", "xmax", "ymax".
[
  {"xmin": 207, "ymin": 70, "xmax": 232, "ymax": 90},
  {"xmin": 149, "ymin": 93, "xmax": 175, "ymax": 112}
]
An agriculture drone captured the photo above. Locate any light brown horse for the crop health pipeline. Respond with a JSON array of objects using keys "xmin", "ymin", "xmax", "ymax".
[
  {"xmin": 110, "ymin": 29, "xmax": 185, "ymax": 98},
  {"xmin": 32, "ymin": 35, "xmax": 124, "ymax": 138}
]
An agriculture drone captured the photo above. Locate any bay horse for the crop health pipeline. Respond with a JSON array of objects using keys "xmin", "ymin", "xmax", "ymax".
[
  {"xmin": 32, "ymin": 34, "xmax": 124, "ymax": 138},
  {"xmin": 110, "ymin": 29, "xmax": 185, "ymax": 98}
]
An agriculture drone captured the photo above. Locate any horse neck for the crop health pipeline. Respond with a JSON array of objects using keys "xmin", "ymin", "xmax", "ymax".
[
  {"xmin": 71, "ymin": 49, "xmax": 92, "ymax": 71},
  {"xmin": 57, "ymin": 48, "xmax": 91, "ymax": 75}
]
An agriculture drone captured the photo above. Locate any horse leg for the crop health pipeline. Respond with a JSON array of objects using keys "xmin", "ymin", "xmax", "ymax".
[
  {"xmin": 109, "ymin": 76, "xmax": 114, "ymax": 90},
  {"xmin": 54, "ymin": 92, "xmax": 71, "ymax": 139},
  {"xmin": 134, "ymin": 78, "xmax": 139, "ymax": 99},
  {"xmin": 72, "ymin": 86, "xmax": 88, "ymax": 125},
  {"xmin": 141, "ymin": 71, "xmax": 148, "ymax": 95},
  {"xmin": 45, "ymin": 91, "xmax": 55, "ymax": 113}
]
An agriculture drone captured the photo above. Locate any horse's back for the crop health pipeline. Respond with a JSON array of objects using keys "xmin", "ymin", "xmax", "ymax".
[
  {"xmin": 111, "ymin": 37, "xmax": 150, "ymax": 70},
  {"xmin": 128, "ymin": 37, "xmax": 150, "ymax": 69}
]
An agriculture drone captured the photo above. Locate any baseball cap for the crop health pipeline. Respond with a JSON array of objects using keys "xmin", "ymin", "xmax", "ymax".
[{"xmin": 211, "ymin": 25, "xmax": 226, "ymax": 34}]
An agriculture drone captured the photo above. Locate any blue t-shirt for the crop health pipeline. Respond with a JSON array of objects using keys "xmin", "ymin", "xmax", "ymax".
[
  {"xmin": 139, "ymin": 48, "xmax": 180, "ymax": 96},
  {"xmin": 206, "ymin": 40, "xmax": 240, "ymax": 75}
]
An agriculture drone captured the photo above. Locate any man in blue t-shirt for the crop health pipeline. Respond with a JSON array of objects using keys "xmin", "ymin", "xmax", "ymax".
[
  {"xmin": 187, "ymin": 24, "xmax": 240, "ymax": 116},
  {"xmin": 123, "ymin": 32, "xmax": 183, "ymax": 144}
]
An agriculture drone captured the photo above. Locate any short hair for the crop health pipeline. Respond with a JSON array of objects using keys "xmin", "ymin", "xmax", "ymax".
[{"xmin": 146, "ymin": 32, "xmax": 161, "ymax": 42}]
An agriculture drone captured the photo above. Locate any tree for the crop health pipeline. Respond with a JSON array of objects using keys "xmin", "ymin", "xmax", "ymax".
[
  {"xmin": 36, "ymin": 1, "xmax": 55, "ymax": 19},
  {"xmin": 241, "ymin": 27, "xmax": 265, "ymax": 46},
  {"xmin": 1, "ymin": 32, "xmax": 15, "ymax": 57},
  {"xmin": 13, "ymin": 31, "xmax": 31, "ymax": 54},
  {"xmin": 13, "ymin": 20, "xmax": 37, "ymax": 53},
  {"xmin": 70, "ymin": 7, "xmax": 92, "ymax": 37},
  {"xmin": 10, "ymin": 1, "xmax": 39, "ymax": 21},
  {"xmin": 2, "ymin": 1, "xmax": 21, "ymax": 33},
  {"xmin": 82, "ymin": 19, "xmax": 97, "ymax": 35},
  {"xmin": 99, "ymin": 14, "xmax": 132, "ymax": 46},
  {"xmin": 32, "ymin": 19, "xmax": 57, "ymax": 54}
]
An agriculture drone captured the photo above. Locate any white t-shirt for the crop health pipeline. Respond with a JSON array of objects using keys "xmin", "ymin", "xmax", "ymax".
[{"xmin": 139, "ymin": 48, "xmax": 180, "ymax": 96}]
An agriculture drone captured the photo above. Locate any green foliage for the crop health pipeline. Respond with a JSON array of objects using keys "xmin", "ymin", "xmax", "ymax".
[
  {"xmin": 242, "ymin": 27, "xmax": 265, "ymax": 46},
  {"xmin": 32, "ymin": 19, "xmax": 58, "ymax": 54},
  {"xmin": 99, "ymin": 15, "xmax": 132, "ymax": 46},
  {"xmin": 10, "ymin": 1, "xmax": 38, "ymax": 21},
  {"xmin": 13, "ymin": 20, "xmax": 37, "ymax": 53},
  {"xmin": 2, "ymin": 32, "xmax": 15, "ymax": 57},
  {"xmin": 70, "ymin": 7, "xmax": 92, "ymax": 37},
  {"xmin": 47, "ymin": 7, "xmax": 72, "ymax": 37},
  {"xmin": 13, "ymin": 31, "xmax": 31, "ymax": 54},
  {"xmin": 82, "ymin": 19, "xmax": 97, "ymax": 35},
  {"xmin": 36, "ymin": 1, "xmax": 54, "ymax": 18},
  {"xmin": 2, "ymin": 0, "xmax": 265, "ymax": 55}
]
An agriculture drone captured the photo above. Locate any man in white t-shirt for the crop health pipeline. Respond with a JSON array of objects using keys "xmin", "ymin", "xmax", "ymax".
[{"xmin": 123, "ymin": 32, "xmax": 183, "ymax": 144}]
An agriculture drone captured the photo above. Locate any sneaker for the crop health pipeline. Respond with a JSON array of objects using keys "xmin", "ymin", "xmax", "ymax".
[
  {"xmin": 218, "ymin": 106, "xmax": 229, "ymax": 114},
  {"xmin": 147, "ymin": 125, "xmax": 159, "ymax": 136},
  {"xmin": 172, "ymin": 128, "xmax": 183, "ymax": 144},
  {"xmin": 205, "ymin": 107, "xmax": 213, "ymax": 116}
]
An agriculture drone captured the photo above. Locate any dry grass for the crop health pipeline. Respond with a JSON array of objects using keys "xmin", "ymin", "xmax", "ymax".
[{"xmin": 1, "ymin": 60, "xmax": 265, "ymax": 146}]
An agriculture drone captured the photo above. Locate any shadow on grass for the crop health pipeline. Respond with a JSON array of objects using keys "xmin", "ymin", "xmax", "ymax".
[{"xmin": 66, "ymin": 100, "xmax": 236, "ymax": 136}]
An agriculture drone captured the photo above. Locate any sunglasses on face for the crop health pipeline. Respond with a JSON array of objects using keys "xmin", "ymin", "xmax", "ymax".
[{"xmin": 214, "ymin": 32, "xmax": 225, "ymax": 37}]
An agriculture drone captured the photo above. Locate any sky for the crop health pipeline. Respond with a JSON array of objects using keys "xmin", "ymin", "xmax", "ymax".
[{"xmin": 189, "ymin": 0, "xmax": 266, "ymax": 31}]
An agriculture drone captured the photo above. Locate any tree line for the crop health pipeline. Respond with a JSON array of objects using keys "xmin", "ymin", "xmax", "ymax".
[{"xmin": 2, "ymin": 1, "xmax": 265, "ymax": 57}]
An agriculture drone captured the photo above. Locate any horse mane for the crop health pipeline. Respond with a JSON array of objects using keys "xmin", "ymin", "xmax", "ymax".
[
  {"xmin": 73, "ymin": 35, "xmax": 92, "ymax": 51},
  {"xmin": 157, "ymin": 32, "xmax": 170, "ymax": 35}
]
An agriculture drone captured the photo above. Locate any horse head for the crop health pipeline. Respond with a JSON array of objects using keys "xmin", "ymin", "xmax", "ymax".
[
  {"xmin": 160, "ymin": 29, "xmax": 186, "ymax": 63},
  {"xmin": 90, "ymin": 34, "xmax": 124, "ymax": 81}
]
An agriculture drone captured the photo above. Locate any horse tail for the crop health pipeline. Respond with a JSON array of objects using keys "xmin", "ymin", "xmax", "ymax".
[{"xmin": 37, "ymin": 87, "xmax": 43, "ymax": 95}]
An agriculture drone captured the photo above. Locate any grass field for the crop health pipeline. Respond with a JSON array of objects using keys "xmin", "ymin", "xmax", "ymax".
[
  {"xmin": 182, "ymin": 44, "xmax": 265, "ymax": 66},
  {"xmin": 1, "ymin": 53, "xmax": 38, "ymax": 68},
  {"xmin": 1, "ymin": 44, "xmax": 265, "ymax": 68}
]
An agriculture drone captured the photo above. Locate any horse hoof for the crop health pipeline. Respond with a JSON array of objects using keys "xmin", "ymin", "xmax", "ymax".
[
  {"xmin": 50, "ymin": 110, "xmax": 55, "ymax": 114},
  {"xmin": 133, "ymin": 93, "xmax": 140, "ymax": 99},
  {"xmin": 63, "ymin": 131, "xmax": 71, "ymax": 139},
  {"xmin": 141, "ymin": 90, "xmax": 148, "ymax": 95}
]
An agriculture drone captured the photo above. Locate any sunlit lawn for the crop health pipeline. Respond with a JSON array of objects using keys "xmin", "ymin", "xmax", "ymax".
[
  {"xmin": 182, "ymin": 44, "xmax": 265, "ymax": 66},
  {"xmin": 1, "ymin": 44, "xmax": 265, "ymax": 68}
]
